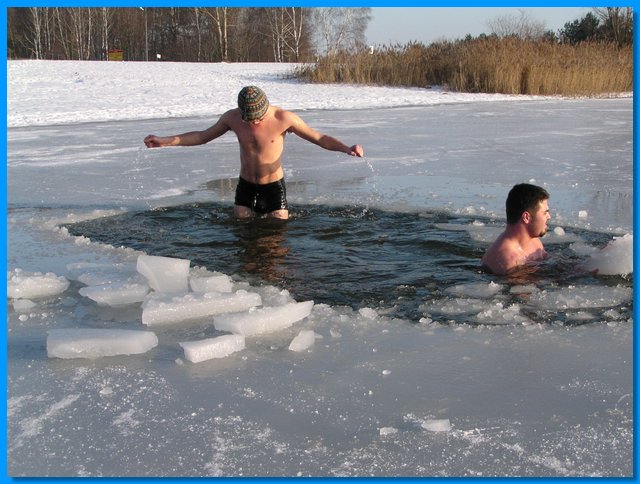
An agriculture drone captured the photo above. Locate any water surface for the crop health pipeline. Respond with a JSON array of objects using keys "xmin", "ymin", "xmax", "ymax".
[{"xmin": 66, "ymin": 200, "xmax": 630, "ymax": 324}]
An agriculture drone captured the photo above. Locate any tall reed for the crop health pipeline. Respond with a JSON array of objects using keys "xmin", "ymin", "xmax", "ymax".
[{"xmin": 295, "ymin": 38, "xmax": 632, "ymax": 96}]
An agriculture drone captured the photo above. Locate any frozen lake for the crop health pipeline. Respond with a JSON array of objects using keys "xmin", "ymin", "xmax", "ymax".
[
  {"xmin": 8, "ymin": 100, "xmax": 633, "ymax": 234},
  {"xmin": 6, "ymin": 61, "xmax": 633, "ymax": 477}
]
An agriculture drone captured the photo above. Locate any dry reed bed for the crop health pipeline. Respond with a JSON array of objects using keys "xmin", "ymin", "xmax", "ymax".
[{"xmin": 295, "ymin": 38, "xmax": 633, "ymax": 96}]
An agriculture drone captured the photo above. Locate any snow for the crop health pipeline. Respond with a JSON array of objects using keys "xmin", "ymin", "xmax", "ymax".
[
  {"xmin": 7, "ymin": 60, "xmax": 549, "ymax": 129},
  {"xmin": 6, "ymin": 60, "xmax": 633, "ymax": 477}
]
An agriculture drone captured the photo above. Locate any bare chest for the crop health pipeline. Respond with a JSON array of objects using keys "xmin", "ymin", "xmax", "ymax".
[{"xmin": 235, "ymin": 124, "xmax": 285, "ymax": 151}]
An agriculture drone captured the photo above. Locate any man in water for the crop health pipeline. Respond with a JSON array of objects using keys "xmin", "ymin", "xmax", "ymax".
[
  {"xmin": 481, "ymin": 183, "xmax": 551, "ymax": 275},
  {"xmin": 144, "ymin": 86, "xmax": 364, "ymax": 220}
]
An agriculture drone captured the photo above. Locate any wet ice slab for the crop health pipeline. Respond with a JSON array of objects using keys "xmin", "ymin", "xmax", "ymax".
[
  {"xmin": 79, "ymin": 281, "xmax": 150, "ymax": 306},
  {"xmin": 214, "ymin": 301, "xmax": 314, "ymax": 336},
  {"xmin": 288, "ymin": 329, "xmax": 319, "ymax": 352},
  {"xmin": 7, "ymin": 269, "xmax": 70, "ymax": 300},
  {"xmin": 179, "ymin": 334, "xmax": 246, "ymax": 363},
  {"xmin": 141, "ymin": 290, "xmax": 263, "ymax": 326},
  {"xmin": 47, "ymin": 328, "xmax": 158, "ymax": 359},
  {"xmin": 137, "ymin": 254, "xmax": 190, "ymax": 294}
]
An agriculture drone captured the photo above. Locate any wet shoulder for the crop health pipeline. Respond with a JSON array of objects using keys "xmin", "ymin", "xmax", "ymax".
[
  {"xmin": 221, "ymin": 108, "xmax": 243, "ymax": 127},
  {"xmin": 483, "ymin": 238, "xmax": 522, "ymax": 275}
]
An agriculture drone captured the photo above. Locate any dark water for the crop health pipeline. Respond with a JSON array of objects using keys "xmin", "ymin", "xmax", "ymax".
[{"xmin": 65, "ymin": 202, "xmax": 631, "ymax": 323}]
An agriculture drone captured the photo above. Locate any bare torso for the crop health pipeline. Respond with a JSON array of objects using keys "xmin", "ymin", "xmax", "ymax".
[
  {"xmin": 481, "ymin": 230, "xmax": 547, "ymax": 275},
  {"xmin": 144, "ymin": 100, "xmax": 362, "ymax": 219},
  {"xmin": 223, "ymin": 106, "xmax": 291, "ymax": 184}
]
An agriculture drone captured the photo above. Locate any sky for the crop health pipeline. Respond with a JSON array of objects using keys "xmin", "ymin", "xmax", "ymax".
[{"xmin": 366, "ymin": 7, "xmax": 591, "ymax": 45}]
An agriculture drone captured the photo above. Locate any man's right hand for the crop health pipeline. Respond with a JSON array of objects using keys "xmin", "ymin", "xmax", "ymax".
[{"xmin": 144, "ymin": 135, "xmax": 163, "ymax": 148}]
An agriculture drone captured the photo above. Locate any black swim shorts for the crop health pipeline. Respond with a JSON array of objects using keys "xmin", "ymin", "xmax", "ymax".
[{"xmin": 234, "ymin": 177, "xmax": 289, "ymax": 214}]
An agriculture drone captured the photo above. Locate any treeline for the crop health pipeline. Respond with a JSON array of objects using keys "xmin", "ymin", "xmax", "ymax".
[
  {"xmin": 8, "ymin": 7, "xmax": 633, "ymax": 96},
  {"xmin": 7, "ymin": 7, "xmax": 371, "ymax": 62},
  {"xmin": 296, "ymin": 9, "xmax": 633, "ymax": 96}
]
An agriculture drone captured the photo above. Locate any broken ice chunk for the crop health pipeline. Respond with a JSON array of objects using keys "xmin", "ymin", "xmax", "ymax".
[
  {"xmin": 47, "ymin": 328, "xmax": 158, "ymax": 359},
  {"xmin": 179, "ymin": 334, "xmax": 245, "ymax": 363},
  {"xmin": 288, "ymin": 329, "xmax": 317, "ymax": 352},
  {"xmin": 141, "ymin": 290, "xmax": 262, "ymax": 326},
  {"xmin": 421, "ymin": 419, "xmax": 451, "ymax": 432},
  {"xmin": 7, "ymin": 269, "xmax": 70, "ymax": 299},
  {"xmin": 136, "ymin": 254, "xmax": 190, "ymax": 294},
  {"xmin": 79, "ymin": 281, "xmax": 150, "ymax": 306},
  {"xmin": 214, "ymin": 301, "xmax": 314, "ymax": 336}
]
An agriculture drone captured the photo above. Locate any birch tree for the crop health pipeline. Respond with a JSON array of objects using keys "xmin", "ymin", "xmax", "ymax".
[
  {"xmin": 28, "ymin": 7, "xmax": 43, "ymax": 58},
  {"xmin": 313, "ymin": 7, "xmax": 371, "ymax": 56},
  {"xmin": 203, "ymin": 7, "xmax": 231, "ymax": 61},
  {"xmin": 100, "ymin": 7, "xmax": 114, "ymax": 59}
]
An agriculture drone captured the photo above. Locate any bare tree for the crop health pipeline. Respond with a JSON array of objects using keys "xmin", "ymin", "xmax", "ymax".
[
  {"xmin": 284, "ymin": 7, "xmax": 306, "ymax": 61},
  {"xmin": 594, "ymin": 7, "xmax": 633, "ymax": 46},
  {"xmin": 267, "ymin": 8, "xmax": 287, "ymax": 62},
  {"xmin": 21, "ymin": 8, "xmax": 55, "ymax": 59},
  {"xmin": 28, "ymin": 7, "xmax": 43, "ymax": 58},
  {"xmin": 202, "ymin": 7, "xmax": 231, "ymax": 61},
  {"xmin": 70, "ymin": 8, "xmax": 89, "ymax": 59},
  {"xmin": 100, "ymin": 7, "xmax": 115, "ymax": 60},
  {"xmin": 487, "ymin": 9, "xmax": 547, "ymax": 40},
  {"xmin": 53, "ymin": 8, "xmax": 71, "ymax": 59},
  {"xmin": 313, "ymin": 7, "xmax": 371, "ymax": 56},
  {"xmin": 264, "ymin": 7, "xmax": 307, "ymax": 62},
  {"xmin": 7, "ymin": 6, "xmax": 318, "ymax": 62}
]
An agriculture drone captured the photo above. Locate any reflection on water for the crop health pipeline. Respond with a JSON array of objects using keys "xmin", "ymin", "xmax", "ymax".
[
  {"xmin": 233, "ymin": 218, "xmax": 290, "ymax": 285},
  {"xmin": 65, "ymin": 202, "xmax": 632, "ymax": 323}
]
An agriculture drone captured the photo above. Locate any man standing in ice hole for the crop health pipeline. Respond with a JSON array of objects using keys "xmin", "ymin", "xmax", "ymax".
[
  {"xmin": 481, "ymin": 183, "xmax": 551, "ymax": 275},
  {"xmin": 144, "ymin": 86, "xmax": 364, "ymax": 220}
]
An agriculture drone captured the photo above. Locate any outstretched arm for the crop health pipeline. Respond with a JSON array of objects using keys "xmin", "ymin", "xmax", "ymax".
[
  {"xmin": 287, "ymin": 112, "xmax": 364, "ymax": 157},
  {"xmin": 144, "ymin": 115, "xmax": 231, "ymax": 148}
]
